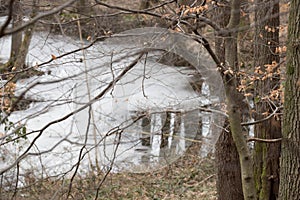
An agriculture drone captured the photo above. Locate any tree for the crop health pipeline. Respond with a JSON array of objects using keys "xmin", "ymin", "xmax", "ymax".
[
  {"xmin": 0, "ymin": 0, "xmax": 22, "ymax": 72},
  {"xmin": 279, "ymin": 0, "xmax": 300, "ymax": 198},
  {"xmin": 183, "ymin": 0, "xmax": 257, "ymax": 198},
  {"xmin": 0, "ymin": 0, "xmax": 76, "ymax": 72},
  {"xmin": 221, "ymin": 0, "xmax": 257, "ymax": 198},
  {"xmin": 253, "ymin": 0, "xmax": 281, "ymax": 199},
  {"xmin": 214, "ymin": 1, "xmax": 244, "ymax": 199},
  {"xmin": 12, "ymin": 0, "xmax": 38, "ymax": 74},
  {"xmin": 10, "ymin": 0, "xmax": 22, "ymax": 65}
]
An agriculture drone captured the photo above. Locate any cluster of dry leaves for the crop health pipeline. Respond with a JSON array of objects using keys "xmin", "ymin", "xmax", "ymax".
[{"xmin": 0, "ymin": 81, "xmax": 16, "ymax": 112}]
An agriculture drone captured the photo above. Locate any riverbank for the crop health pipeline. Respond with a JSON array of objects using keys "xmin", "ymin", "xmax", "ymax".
[{"xmin": 2, "ymin": 144, "xmax": 217, "ymax": 200}]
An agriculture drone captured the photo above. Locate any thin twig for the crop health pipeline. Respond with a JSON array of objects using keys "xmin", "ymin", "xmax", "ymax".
[
  {"xmin": 67, "ymin": 105, "xmax": 92, "ymax": 198},
  {"xmin": 0, "ymin": 52, "xmax": 144, "ymax": 175},
  {"xmin": 247, "ymin": 137, "xmax": 282, "ymax": 143},
  {"xmin": 241, "ymin": 106, "xmax": 282, "ymax": 126},
  {"xmin": 0, "ymin": 0, "xmax": 14, "ymax": 36},
  {"xmin": 1, "ymin": 0, "xmax": 77, "ymax": 36},
  {"xmin": 142, "ymin": 52, "xmax": 148, "ymax": 98}
]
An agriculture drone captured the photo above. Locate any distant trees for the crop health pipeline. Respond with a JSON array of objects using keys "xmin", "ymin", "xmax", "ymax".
[
  {"xmin": 11, "ymin": 0, "xmax": 38, "ymax": 74},
  {"xmin": 0, "ymin": 0, "xmax": 76, "ymax": 73},
  {"xmin": 10, "ymin": 0, "xmax": 22, "ymax": 66}
]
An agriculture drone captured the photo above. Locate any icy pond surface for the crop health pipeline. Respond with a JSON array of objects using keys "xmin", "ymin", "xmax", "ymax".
[{"xmin": 0, "ymin": 28, "xmax": 225, "ymax": 179}]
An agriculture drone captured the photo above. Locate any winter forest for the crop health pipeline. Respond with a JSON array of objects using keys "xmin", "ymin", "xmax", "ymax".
[{"xmin": 0, "ymin": 0, "xmax": 299, "ymax": 199}]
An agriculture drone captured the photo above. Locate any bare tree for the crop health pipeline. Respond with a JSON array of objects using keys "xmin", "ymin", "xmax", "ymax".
[{"xmin": 214, "ymin": 1, "xmax": 244, "ymax": 199}]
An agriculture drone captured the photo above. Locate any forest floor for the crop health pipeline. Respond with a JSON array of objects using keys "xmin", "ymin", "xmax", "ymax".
[{"xmin": 3, "ymin": 144, "xmax": 217, "ymax": 200}]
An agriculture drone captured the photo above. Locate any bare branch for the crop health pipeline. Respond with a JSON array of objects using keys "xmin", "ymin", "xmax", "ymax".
[
  {"xmin": 247, "ymin": 137, "xmax": 282, "ymax": 143},
  {"xmin": 67, "ymin": 105, "xmax": 92, "ymax": 198},
  {"xmin": 241, "ymin": 106, "xmax": 282, "ymax": 126},
  {"xmin": 0, "ymin": 52, "xmax": 145, "ymax": 175},
  {"xmin": 94, "ymin": 131, "xmax": 122, "ymax": 200},
  {"xmin": 0, "ymin": 0, "xmax": 77, "ymax": 36},
  {"xmin": 0, "ymin": 0, "xmax": 14, "ymax": 36},
  {"xmin": 94, "ymin": 0, "xmax": 165, "ymax": 18}
]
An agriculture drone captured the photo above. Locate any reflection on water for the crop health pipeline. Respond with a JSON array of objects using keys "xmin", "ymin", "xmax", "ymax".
[
  {"xmin": 0, "ymin": 30, "xmax": 224, "ymax": 182},
  {"xmin": 129, "ymin": 111, "xmax": 189, "ymax": 166},
  {"xmin": 112, "ymin": 107, "xmax": 220, "ymax": 172}
]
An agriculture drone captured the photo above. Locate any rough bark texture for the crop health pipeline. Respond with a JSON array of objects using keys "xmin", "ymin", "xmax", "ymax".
[
  {"xmin": 253, "ymin": 0, "xmax": 281, "ymax": 199},
  {"xmin": 215, "ymin": 122, "xmax": 244, "ymax": 200},
  {"xmin": 279, "ymin": 0, "xmax": 300, "ymax": 199},
  {"xmin": 214, "ymin": 1, "xmax": 244, "ymax": 199}
]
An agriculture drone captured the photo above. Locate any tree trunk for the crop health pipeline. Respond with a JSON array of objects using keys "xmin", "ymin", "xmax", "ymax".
[
  {"xmin": 215, "ymin": 121, "xmax": 244, "ymax": 200},
  {"xmin": 279, "ymin": 0, "xmax": 300, "ymax": 199},
  {"xmin": 10, "ymin": 0, "xmax": 22, "ymax": 63},
  {"xmin": 222, "ymin": 0, "xmax": 257, "ymax": 199},
  {"xmin": 253, "ymin": 0, "xmax": 281, "ymax": 199},
  {"xmin": 13, "ymin": 0, "xmax": 38, "ymax": 72},
  {"xmin": 12, "ymin": 25, "xmax": 34, "ymax": 71},
  {"xmin": 214, "ymin": 1, "xmax": 244, "ymax": 199}
]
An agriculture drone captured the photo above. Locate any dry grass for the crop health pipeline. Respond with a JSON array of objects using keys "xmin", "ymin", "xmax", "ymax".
[{"xmin": 1, "ymin": 144, "xmax": 217, "ymax": 200}]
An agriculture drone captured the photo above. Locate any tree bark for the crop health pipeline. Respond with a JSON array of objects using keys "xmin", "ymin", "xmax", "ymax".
[
  {"xmin": 253, "ymin": 0, "xmax": 281, "ymax": 199},
  {"xmin": 215, "ymin": 121, "xmax": 244, "ymax": 200},
  {"xmin": 10, "ymin": 0, "xmax": 22, "ymax": 63},
  {"xmin": 222, "ymin": 0, "xmax": 257, "ymax": 199},
  {"xmin": 279, "ymin": 0, "xmax": 300, "ymax": 199},
  {"xmin": 13, "ymin": 0, "xmax": 37, "ymax": 72},
  {"xmin": 214, "ymin": 1, "xmax": 244, "ymax": 199}
]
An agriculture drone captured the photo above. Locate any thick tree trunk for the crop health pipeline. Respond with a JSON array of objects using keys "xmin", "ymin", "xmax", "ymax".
[
  {"xmin": 214, "ymin": 1, "xmax": 244, "ymax": 199},
  {"xmin": 253, "ymin": 0, "xmax": 281, "ymax": 199},
  {"xmin": 215, "ymin": 122, "xmax": 244, "ymax": 200},
  {"xmin": 279, "ymin": 0, "xmax": 300, "ymax": 199}
]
